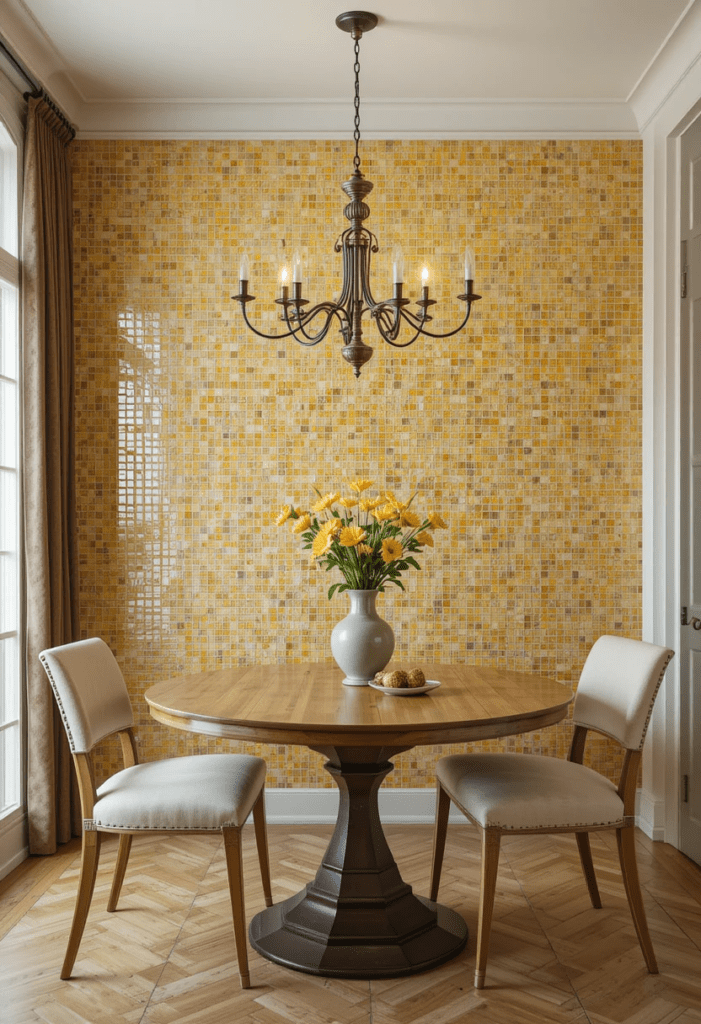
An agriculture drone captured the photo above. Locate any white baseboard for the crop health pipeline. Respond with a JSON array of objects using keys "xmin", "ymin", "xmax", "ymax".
[
  {"xmin": 0, "ymin": 809, "xmax": 28, "ymax": 881},
  {"xmin": 265, "ymin": 787, "xmax": 667, "ymax": 837},
  {"xmin": 264, "ymin": 787, "xmax": 469, "ymax": 825},
  {"xmin": 635, "ymin": 787, "xmax": 666, "ymax": 841}
]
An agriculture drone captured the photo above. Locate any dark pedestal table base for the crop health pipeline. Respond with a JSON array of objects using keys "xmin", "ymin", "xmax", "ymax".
[
  {"xmin": 250, "ymin": 888, "xmax": 467, "ymax": 978},
  {"xmin": 249, "ymin": 747, "xmax": 468, "ymax": 978}
]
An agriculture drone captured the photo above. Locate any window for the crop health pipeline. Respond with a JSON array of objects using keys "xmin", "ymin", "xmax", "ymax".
[{"xmin": 0, "ymin": 118, "xmax": 20, "ymax": 822}]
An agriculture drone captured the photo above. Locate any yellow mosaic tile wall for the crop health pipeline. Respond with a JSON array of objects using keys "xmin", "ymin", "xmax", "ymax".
[{"xmin": 71, "ymin": 139, "xmax": 643, "ymax": 787}]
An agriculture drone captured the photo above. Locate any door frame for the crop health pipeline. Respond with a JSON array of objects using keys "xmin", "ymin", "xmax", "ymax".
[
  {"xmin": 677, "ymin": 115, "xmax": 701, "ymax": 861},
  {"xmin": 641, "ymin": 52, "xmax": 701, "ymax": 847}
]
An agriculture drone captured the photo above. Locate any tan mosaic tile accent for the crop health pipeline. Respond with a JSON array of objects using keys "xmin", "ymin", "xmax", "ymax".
[{"xmin": 71, "ymin": 139, "xmax": 642, "ymax": 787}]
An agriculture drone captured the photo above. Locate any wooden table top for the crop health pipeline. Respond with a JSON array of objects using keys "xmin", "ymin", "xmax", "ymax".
[{"xmin": 145, "ymin": 662, "xmax": 573, "ymax": 748}]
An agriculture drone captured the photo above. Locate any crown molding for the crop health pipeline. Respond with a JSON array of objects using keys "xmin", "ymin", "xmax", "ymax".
[
  {"xmin": 72, "ymin": 98, "xmax": 638, "ymax": 140},
  {"xmin": 628, "ymin": 0, "xmax": 701, "ymax": 131}
]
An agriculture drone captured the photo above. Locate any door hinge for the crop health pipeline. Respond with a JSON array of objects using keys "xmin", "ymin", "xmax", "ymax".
[
  {"xmin": 682, "ymin": 605, "xmax": 689, "ymax": 626},
  {"xmin": 683, "ymin": 774, "xmax": 690, "ymax": 803}
]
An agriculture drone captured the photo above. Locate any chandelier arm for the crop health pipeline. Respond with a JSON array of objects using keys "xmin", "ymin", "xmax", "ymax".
[
  {"xmin": 238, "ymin": 302, "xmax": 316, "ymax": 341},
  {"xmin": 376, "ymin": 319, "xmax": 425, "ymax": 349},
  {"xmin": 359, "ymin": 235, "xmax": 381, "ymax": 309},
  {"xmin": 396, "ymin": 303, "xmax": 475, "ymax": 340},
  {"xmin": 370, "ymin": 301, "xmax": 477, "ymax": 348},
  {"xmin": 282, "ymin": 303, "xmax": 348, "ymax": 345},
  {"xmin": 371, "ymin": 303, "xmax": 403, "ymax": 340},
  {"xmin": 335, "ymin": 233, "xmax": 354, "ymax": 307}
]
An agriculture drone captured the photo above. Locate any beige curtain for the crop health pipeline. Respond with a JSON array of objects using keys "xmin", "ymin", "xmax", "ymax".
[{"xmin": 22, "ymin": 96, "xmax": 80, "ymax": 855}]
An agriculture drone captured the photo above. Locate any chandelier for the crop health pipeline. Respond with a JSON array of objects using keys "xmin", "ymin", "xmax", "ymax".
[{"xmin": 232, "ymin": 11, "xmax": 481, "ymax": 377}]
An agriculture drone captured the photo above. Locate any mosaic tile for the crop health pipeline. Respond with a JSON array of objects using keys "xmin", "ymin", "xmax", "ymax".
[{"xmin": 71, "ymin": 139, "xmax": 642, "ymax": 788}]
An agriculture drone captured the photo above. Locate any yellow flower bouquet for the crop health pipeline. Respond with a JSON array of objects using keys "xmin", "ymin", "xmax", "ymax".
[{"xmin": 276, "ymin": 479, "xmax": 448, "ymax": 600}]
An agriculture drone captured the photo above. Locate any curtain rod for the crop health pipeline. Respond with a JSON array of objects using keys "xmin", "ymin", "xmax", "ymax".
[
  {"xmin": 0, "ymin": 36, "xmax": 76, "ymax": 140},
  {"xmin": 24, "ymin": 88, "xmax": 76, "ymax": 140}
]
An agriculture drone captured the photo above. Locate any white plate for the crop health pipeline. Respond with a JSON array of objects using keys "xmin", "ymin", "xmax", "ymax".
[{"xmin": 368, "ymin": 679, "xmax": 441, "ymax": 696}]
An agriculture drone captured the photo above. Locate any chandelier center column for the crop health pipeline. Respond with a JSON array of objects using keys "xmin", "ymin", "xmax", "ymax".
[{"xmin": 340, "ymin": 170, "xmax": 375, "ymax": 375}]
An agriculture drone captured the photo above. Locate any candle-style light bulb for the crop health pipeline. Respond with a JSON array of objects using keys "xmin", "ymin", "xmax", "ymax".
[
  {"xmin": 392, "ymin": 247, "xmax": 404, "ymax": 285},
  {"xmin": 421, "ymin": 266, "xmax": 430, "ymax": 303},
  {"xmin": 279, "ymin": 265, "xmax": 289, "ymax": 300},
  {"xmin": 239, "ymin": 252, "xmax": 250, "ymax": 283},
  {"xmin": 464, "ymin": 245, "xmax": 475, "ymax": 282},
  {"xmin": 292, "ymin": 252, "xmax": 303, "ymax": 284}
]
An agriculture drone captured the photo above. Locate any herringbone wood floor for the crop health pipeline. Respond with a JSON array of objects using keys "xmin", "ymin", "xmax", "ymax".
[{"xmin": 1, "ymin": 824, "xmax": 701, "ymax": 1024}]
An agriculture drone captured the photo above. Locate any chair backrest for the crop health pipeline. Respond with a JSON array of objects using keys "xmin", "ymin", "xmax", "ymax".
[
  {"xmin": 39, "ymin": 638, "xmax": 134, "ymax": 753},
  {"xmin": 572, "ymin": 635, "xmax": 674, "ymax": 750}
]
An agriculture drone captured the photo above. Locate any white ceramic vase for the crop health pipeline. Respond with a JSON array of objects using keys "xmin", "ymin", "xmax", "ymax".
[{"xmin": 330, "ymin": 589, "xmax": 395, "ymax": 686}]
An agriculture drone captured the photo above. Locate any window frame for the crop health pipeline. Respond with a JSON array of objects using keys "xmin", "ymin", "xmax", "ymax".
[{"xmin": 0, "ymin": 70, "xmax": 26, "ymax": 879}]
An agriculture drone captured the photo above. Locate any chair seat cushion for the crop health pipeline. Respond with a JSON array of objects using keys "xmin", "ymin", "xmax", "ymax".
[
  {"xmin": 437, "ymin": 752, "xmax": 625, "ymax": 831},
  {"xmin": 93, "ymin": 754, "xmax": 266, "ymax": 831}
]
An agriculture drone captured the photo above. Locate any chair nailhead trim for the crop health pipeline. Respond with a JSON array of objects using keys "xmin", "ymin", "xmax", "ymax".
[
  {"xmin": 39, "ymin": 656, "xmax": 77, "ymax": 753},
  {"xmin": 94, "ymin": 821, "xmax": 238, "ymax": 831},
  {"xmin": 637, "ymin": 652, "xmax": 674, "ymax": 750}
]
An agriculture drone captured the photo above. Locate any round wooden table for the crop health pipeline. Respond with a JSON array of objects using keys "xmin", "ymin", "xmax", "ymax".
[{"xmin": 145, "ymin": 662, "xmax": 572, "ymax": 979}]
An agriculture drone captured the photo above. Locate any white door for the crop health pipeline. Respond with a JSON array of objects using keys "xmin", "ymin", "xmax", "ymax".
[{"xmin": 680, "ymin": 113, "xmax": 701, "ymax": 866}]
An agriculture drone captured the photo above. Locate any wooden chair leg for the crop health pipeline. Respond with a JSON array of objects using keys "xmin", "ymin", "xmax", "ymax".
[
  {"xmin": 616, "ymin": 825, "xmax": 658, "ymax": 973},
  {"xmin": 61, "ymin": 830, "xmax": 102, "ymax": 980},
  {"xmin": 107, "ymin": 834, "xmax": 132, "ymax": 912},
  {"xmin": 223, "ymin": 826, "xmax": 250, "ymax": 989},
  {"xmin": 430, "ymin": 781, "xmax": 451, "ymax": 902},
  {"xmin": 575, "ymin": 831, "xmax": 602, "ymax": 908},
  {"xmin": 474, "ymin": 828, "xmax": 501, "ymax": 990},
  {"xmin": 252, "ymin": 790, "xmax": 273, "ymax": 908}
]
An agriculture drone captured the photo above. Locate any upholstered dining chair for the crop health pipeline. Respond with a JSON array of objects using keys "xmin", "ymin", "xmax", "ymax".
[
  {"xmin": 39, "ymin": 638, "xmax": 273, "ymax": 989},
  {"xmin": 429, "ymin": 635, "xmax": 674, "ymax": 989}
]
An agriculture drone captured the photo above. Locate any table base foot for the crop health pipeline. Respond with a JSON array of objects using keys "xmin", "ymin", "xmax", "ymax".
[{"xmin": 249, "ymin": 889, "xmax": 468, "ymax": 979}]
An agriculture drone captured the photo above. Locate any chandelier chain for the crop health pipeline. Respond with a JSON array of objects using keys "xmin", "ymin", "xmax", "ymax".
[{"xmin": 353, "ymin": 37, "xmax": 361, "ymax": 172}]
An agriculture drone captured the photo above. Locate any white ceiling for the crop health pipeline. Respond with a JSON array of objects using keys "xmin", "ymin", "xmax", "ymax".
[{"xmin": 0, "ymin": 0, "xmax": 697, "ymax": 137}]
